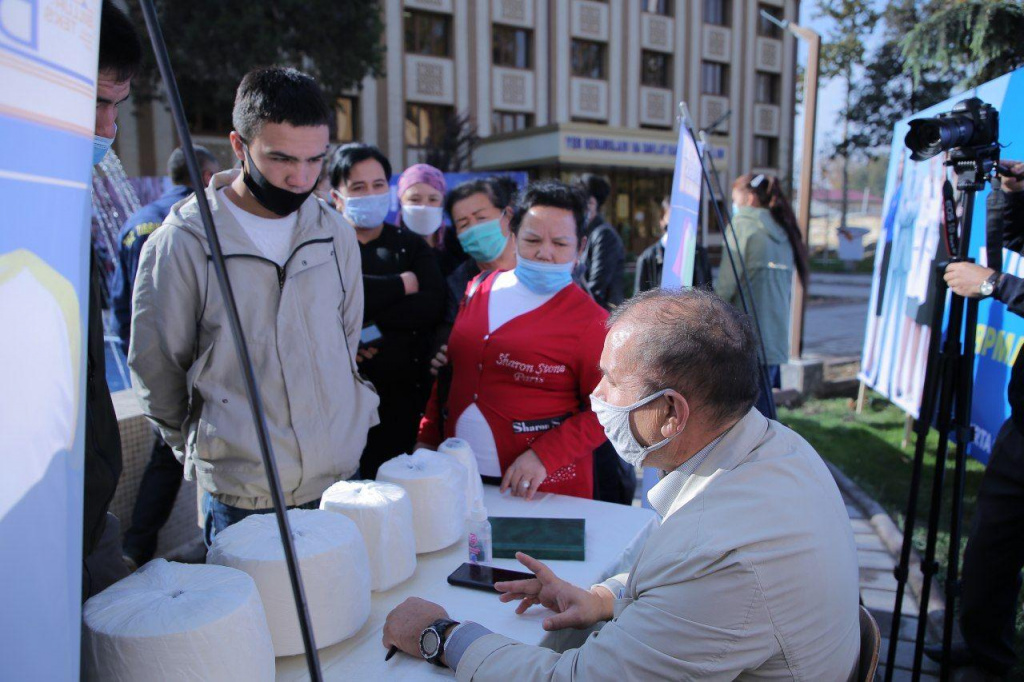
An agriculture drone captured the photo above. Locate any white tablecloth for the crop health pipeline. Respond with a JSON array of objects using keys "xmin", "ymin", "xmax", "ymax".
[{"xmin": 276, "ymin": 485, "xmax": 658, "ymax": 680}]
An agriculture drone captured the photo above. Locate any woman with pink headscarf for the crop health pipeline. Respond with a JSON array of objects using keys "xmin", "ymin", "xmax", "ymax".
[{"xmin": 398, "ymin": 163, "xmax": 466, "ymax": 277}]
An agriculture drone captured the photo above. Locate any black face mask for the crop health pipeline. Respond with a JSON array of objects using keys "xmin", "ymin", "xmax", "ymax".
[{"xmin": 241, "ymin": 143, "xmax": 313, "ymax": 217}]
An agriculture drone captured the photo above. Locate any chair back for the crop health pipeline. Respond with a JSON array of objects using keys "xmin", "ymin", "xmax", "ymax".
[{"xmin": 858, "ymin": 605, "xmax": 881, "ymax": 681}]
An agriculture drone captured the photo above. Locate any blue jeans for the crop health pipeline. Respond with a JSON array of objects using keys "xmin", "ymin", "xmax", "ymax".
[{"xmin": 203, "ymin": 493, "xmax": 320, "ymax": 547}]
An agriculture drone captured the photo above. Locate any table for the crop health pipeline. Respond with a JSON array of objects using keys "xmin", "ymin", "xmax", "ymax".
[{"xmin": 276, "ymin": 486, "xmax": 658, "ymax": 680}]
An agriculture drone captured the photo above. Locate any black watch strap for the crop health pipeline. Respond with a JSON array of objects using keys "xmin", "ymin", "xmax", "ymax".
[{"xmin": 421, "ymin": 618, "xmax": 459, "ymax": 667}]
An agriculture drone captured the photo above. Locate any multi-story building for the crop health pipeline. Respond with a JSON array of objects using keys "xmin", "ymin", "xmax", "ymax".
[{"xmin": 115, "ymin": 0, "xmax": 798, "ymax": 255}]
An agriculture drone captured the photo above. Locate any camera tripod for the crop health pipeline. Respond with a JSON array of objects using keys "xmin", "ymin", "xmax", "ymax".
[{"xmin": 884, "ymin": 161, "xmax": 989, "ymax": 682}]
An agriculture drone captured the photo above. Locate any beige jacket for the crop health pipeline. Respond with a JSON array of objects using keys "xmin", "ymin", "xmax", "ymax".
[
  {"xmin": 129, "ymin": 170, "xmax": 379, "ymax": 509},
  {"xmin": 456, "ymin": 409, "xmax": 860, "ymax": 681}
]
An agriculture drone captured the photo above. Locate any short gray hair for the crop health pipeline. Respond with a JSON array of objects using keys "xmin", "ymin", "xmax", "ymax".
[
  {"xmin": 167, "ymin": 146, "xmax": 218, "ymax": 187},
  {"xmin": 609, "ymin": 288, "xmax": 760, "ymax": 424}
]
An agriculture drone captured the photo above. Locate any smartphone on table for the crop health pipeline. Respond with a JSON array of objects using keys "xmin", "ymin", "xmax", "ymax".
[{"xmin": 447, "ymin": 563, "xmax": 534, "ymax": 592}]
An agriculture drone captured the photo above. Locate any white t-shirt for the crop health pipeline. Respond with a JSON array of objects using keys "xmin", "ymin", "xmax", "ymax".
[
  {"xmin": 219, "ymin": 188, "xmax": 297, "ymax": 266},
  {"xmin": 455, "ymin": 270, "xmax": 565, "ymax": 476}
]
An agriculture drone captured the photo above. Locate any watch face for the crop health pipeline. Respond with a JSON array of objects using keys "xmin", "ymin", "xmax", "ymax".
[
  {"xmin": 421, "ymin": 629, "xmax": 440, "ymax": 657},
  {"xmin": 981, "ymin": 281, "xmax": 994, "ymax": 296}
]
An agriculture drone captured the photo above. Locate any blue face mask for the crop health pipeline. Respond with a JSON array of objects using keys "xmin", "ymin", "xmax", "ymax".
[
  {"xmin": 92, "ymin": 125, "xmax": 116, "ymax": 166},
  {"xmin": 731, "ymin": 202, "xmax": 740, "ymax": 217},
  {"xmin": 344, "ymin": 191, "xmax": 391, "ymax": 228},
  {"xmin": 458, "ymin": 218, "xmax": 508, "ymax": 263},
  {"xmin": 515, "ymin": 254, "xmax": 575, "ymax": 295}
]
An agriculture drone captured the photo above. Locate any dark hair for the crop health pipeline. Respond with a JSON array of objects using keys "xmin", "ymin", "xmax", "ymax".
[
  {"xmin": 98, "ymin": 1, "xmax": 142, "ymax": 83},
  {"xmin": 445, "ymin": 175, "xmax": 518, "ymax": 220},
  {"xmin": 328, "ymin": 143, "xmax": 393, "ymax": 189},
  {"xmin": 232, "ymin": 67, "xmax": 332, "ymax": 141},
  {"xmin": 579, "ymin": 173, "xmax": 611, "ymax": 208},
  {"xmin": 167, "ymin": 146, "xmax": 218, "ymax": 187},
  {"xmin": 610, "ymin": 288, "xmax": 760, "ymax": 425},
  {"xmin": 509, "ymin": 180, "xmax": 587, "ymax": 241},
  {"xmin": 733, "ymin": 173, "xmax": 810, "ymax": 287}
]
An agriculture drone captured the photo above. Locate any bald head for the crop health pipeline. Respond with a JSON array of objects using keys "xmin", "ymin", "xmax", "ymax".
[{"xmin": 608, "ymin": 288, "xmax": 760, "ymax": 426}]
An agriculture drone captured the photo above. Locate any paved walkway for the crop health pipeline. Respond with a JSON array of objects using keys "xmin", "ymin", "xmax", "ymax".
[{"xmin": 843, "ymin": 490, "xmax": 939, "ymax": 681}]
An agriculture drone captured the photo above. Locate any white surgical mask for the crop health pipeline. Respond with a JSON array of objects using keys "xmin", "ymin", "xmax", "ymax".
[
  {"xmin": 590, "ymin": 389, "xmax": 681, "ymax": 467},
  {"xmin": 401, "ymin": 204, "xmax": 444, "ymax": 236}
]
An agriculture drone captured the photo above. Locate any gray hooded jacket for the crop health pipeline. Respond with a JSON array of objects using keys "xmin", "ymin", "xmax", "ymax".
[{"xmin": 129, "ymin": 170, "xmax": 379, "ymax": 509}]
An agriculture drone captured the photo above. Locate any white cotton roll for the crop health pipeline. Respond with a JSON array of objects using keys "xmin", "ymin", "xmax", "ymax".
[
  {"xmin": 377, "ymin": 452, "xmax": 466, "ymax": 553},
  {"xmin": 82, "ymin": 559, "xmax": 275, "ymax": 682},
  {"xmin": 438, "ymin": 437, "xmax": 485, "ymax": 513},
  {"xmin": 319, "ymin": 480, "xmax": 417, "ymax": 591},
  {"xmin": 207, "ymin": 509, "xmax": 371, "ymax": 657}
]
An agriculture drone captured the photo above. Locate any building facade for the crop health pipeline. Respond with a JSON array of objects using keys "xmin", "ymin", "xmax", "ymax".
[{"xmin": 115, "ymin": 0, "xmax": 798, "ymax": 255}]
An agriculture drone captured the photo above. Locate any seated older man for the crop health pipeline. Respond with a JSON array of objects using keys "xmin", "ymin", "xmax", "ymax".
[{"xmin": 383, "ymin": 288, "xmax": 861, "ymax": 680}]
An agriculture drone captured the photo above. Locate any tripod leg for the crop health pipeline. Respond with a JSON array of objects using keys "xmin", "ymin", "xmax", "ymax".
[
  {"xmin": 884, "ymin": 265, "xmax": 948, "ymax": 682},
  {"xmin": 912, "ymin": 284, "xmax": 969, "ymax": 681},
  {"xmin": 941, "ymin": 293, "xmax": 980, "ymax": 680}
]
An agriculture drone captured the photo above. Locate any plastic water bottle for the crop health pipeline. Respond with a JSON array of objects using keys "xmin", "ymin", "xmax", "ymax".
[{"xmin": 467, "ymin": 501, "xmax": 492, "ymax": 564}]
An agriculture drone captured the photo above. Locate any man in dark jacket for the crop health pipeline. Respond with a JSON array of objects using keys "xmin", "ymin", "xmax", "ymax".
[
  {"xmin": 578, "ymin": 174, "xmax": 625, "ymax": 310},
  {"xmin": 330, "ymin": 144, "xmax": 445, "ymax": 478},
  {"xmin": 83, "ymin": 1, "xmax": 142, "ymax": 599},
  {"xmin": 111, "ymin": 146, "xmax": 219, "ymax": 568},
  {"xmin": 933, "ymin": 161, "xmax": 1024, "ymax": 675}
]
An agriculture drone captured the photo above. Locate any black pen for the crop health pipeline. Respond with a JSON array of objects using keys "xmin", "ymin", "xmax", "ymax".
[{"xmin": 385, "ymin": 645, "xmax": 399, "ymax": 661}]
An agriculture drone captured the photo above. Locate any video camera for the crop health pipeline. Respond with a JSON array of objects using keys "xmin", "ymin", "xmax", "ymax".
[{"xmin": 905, "ymin": 97, "xmax": 1000, "ymax": 192}]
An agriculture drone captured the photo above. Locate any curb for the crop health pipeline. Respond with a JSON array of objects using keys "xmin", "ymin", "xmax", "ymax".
[{"xmin": 826, "ymin": 461, "xmax": 946, "ymax": 641}]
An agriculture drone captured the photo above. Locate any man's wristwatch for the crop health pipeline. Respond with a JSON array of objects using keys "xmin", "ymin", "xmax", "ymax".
[
  {"xmin": 979, "ymin": 272, "xmax": 1001, "ymax": 297},
  {"xmin": 419, "ymin": 618, "xmax": 459, "ymax": 667}
]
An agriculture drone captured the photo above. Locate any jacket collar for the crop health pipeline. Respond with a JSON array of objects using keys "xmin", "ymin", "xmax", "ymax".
[
  {"xmin": 647, "ymin": 408, "xmax": 769, "ymax": 519},
  {"xmin": 169, "ymin": 169, "xmax": 333, "ymax": 257}
]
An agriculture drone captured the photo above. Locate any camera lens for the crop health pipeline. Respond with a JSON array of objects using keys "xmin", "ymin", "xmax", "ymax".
[{"xmin": 906, "ymin": 116, "xmax": 975, "ymax": 161}]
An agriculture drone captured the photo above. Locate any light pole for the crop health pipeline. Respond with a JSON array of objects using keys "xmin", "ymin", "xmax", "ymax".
[{"xmin": 761, "ymin": 9, "xmax": 820, "ymax": 360}]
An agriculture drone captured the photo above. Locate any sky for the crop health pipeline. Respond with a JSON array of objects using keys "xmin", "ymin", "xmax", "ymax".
[{"xmin": 793, "ymin": 0, "xmax": 888, "ymax": 185}]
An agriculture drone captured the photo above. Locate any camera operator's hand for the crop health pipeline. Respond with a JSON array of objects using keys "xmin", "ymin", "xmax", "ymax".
[
  {"xmin": 999, "ymin": 160, "xmax": 1024, "ymax": 192},
  {"xmin": 944, "ymin": 262, "xmax": 997, "ymax": 298}
]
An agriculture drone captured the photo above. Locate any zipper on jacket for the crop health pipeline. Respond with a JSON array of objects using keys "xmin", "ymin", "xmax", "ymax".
[{"xmin": 276, "ymin": 265, "xmax": 286, "ymax": 291}]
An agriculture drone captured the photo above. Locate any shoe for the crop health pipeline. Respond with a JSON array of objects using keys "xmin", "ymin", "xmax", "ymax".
[{"xmin": 924, "ymin": 643, "xmax": 975, "ymax": 668}]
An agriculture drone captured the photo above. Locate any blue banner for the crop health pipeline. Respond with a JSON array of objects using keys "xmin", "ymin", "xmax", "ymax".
[
  {"xmin": 0, "ymin": 0, "xmax": 100, "ymax": 677},
  {"xmin": 860, "ymin": 68, "xmax": 1024, "ymax": 462},
  {"xmin": 660, "ymin": 125, "xmax": 701, "ymax": 288}
]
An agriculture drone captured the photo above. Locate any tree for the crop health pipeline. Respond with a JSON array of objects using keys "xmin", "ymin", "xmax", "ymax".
[
  {"xmin": 845, "ymin": 0, "xmax": 963, "ymax": 154},
  {"xmin": 816, "ymin": 0, "xmax": 879, "ymax": 229},
  {"xmin": 424, "ymin": 112, "xmax": 480, "ymax": 172},
  {"xmin": 128, "ymin": 1, "xmax": 384, "ymax": 131},
  {"xmin": 902, "ymin": 0, "xmax": 1024, "ymax": 89}
]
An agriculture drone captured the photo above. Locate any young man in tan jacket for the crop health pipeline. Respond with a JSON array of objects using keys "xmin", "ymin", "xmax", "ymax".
[{"xmin": 129, "ymin": 67, "xmax": 378, "ymax": 544}]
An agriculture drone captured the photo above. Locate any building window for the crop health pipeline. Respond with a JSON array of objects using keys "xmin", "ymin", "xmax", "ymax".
[
  {"xmin": 491, "ymin": 111, "xmax": 534, "ymax": 134},
  {"xmin": 754, "ymin": 71, "xmax": 780, "ymax": 105},
  {"xmin": 493, "ymin": 25, "xmax": 533, "ymax": 69},
  {"xmin": 643, "ymin": 0, "xmax": 673, "ymax": 15},
  {"xmin": 641, "ymin": 51, "xmax": 671, "ymax": 88},
  {"xmin": 571, "ymin": 39, "xmax": 606, "ymax": 79},
  {"xmin": 405, "ymin": 103, "xmax": 453, "ymax": 148},
  {"xmin": 753, "ymin": 136, "xmax": 779, "ymax": 167},
  {"xmin": 404, "ymin": 10, "xmax": 451, "ymax": 57},
  {"xmin": 701, "ymin": 61, "xmax": 729, "ymax": 95},
  {"xmin": 757, "ymin": 5, "xmax": 784, "ymax": 38},
  {"xmin": 335, "ymin": 97, "xmax": 358, "ymax": 142},
  {"xmin": 704, "ymin": 0, "xmax": 731, "ymax": 26}
]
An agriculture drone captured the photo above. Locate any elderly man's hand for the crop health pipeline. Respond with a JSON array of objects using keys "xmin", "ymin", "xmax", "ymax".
[
  {"xmin": 495, "ymin": 553, "xmax": 614, "ymax": 631},
  {"xmin": 383, "ymin": 597, "xmax": 449, "ymax": 659},
  {"xmin": 943, "ymin": 262, "xmax": 996, "ymax": 298}
]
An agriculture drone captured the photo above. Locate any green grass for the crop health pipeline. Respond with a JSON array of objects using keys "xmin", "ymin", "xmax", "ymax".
[{"xmin": 777, "ymin": 396, "xmax": 1024, "ymax": 675}]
